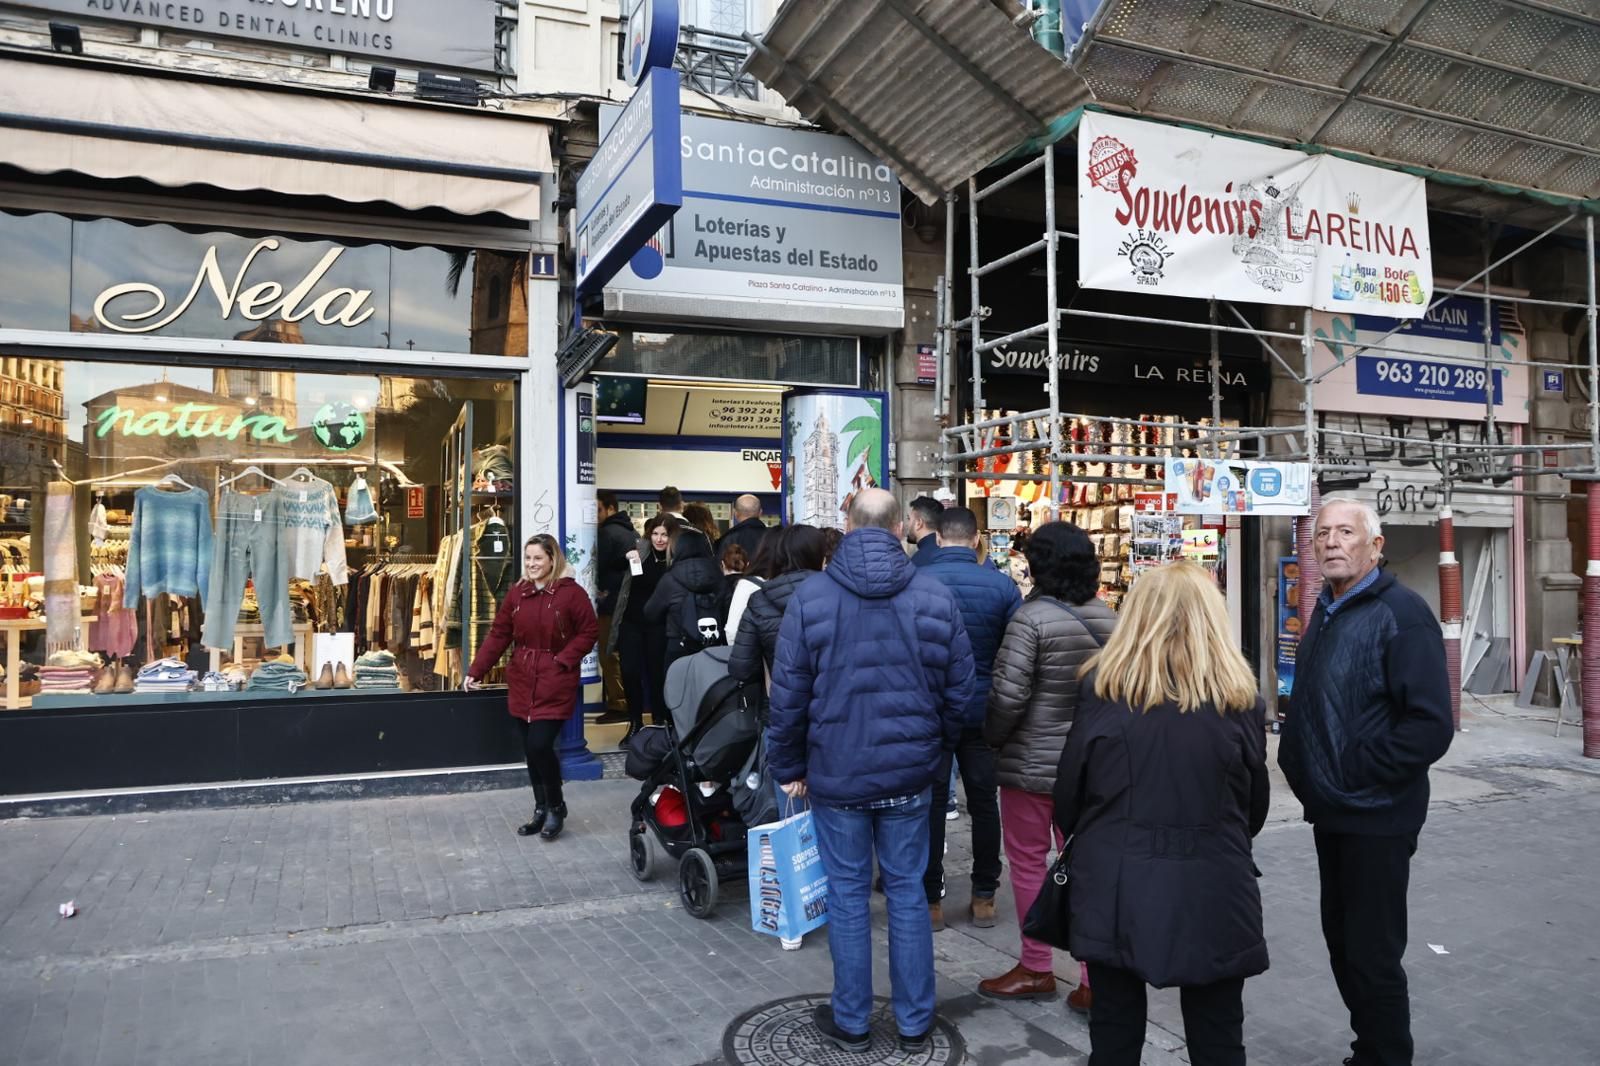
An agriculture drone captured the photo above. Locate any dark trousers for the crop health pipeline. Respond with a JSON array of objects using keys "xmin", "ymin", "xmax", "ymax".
[
  {"xmin": 1314, "ymin": 829, "xmax": 1416, "ymax": 1066},
  {"xmin": 514, "ymin": 718, "xmax": 565, "ymax": 809},
  {"xmin": 615, "ymin": 623, "xmax": 651, "ymax": 729},
  {"xmin": 925, "ymin": 727, "xmax": 1002, "ymax": 903},
  {"xmin": 1086, "ymin": 963, "xmax": 1245, "ymax": 1066}
]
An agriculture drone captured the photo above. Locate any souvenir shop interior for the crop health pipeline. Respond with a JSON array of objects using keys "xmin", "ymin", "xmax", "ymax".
[{"xmin": 7, "ymin": 359, "xmax": 517, "ymax": 712}]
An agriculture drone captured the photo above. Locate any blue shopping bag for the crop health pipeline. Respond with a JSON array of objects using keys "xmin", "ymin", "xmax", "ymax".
[{"xmin": 747, "ymin": 805, "xmax": 829, "ymax": 940}]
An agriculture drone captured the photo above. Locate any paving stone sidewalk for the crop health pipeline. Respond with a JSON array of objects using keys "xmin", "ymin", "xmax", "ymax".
[{"xmin": 1, "ymin": 705, "xmax": 1597, "ymax": 1066}]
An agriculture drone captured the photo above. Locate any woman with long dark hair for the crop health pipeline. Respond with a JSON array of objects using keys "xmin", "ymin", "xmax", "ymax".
[
  {"xmin": 979, "ymin": 521, "xmax": 1116, "ymax": 1009},
  {"xmin": 611, "ymin": 514, "xmax": 677, "ymax": 738},
  {"xmin": 724, "ymin": 525, "xmax": 782, "ymax": 640},
  {"xmin": 643, "ymin": 526, "xmax": 724, "ymax": 671},
  {"xmin": 1055, "ymin": 562, "xmax": 1269, "ymax": 1065},
  {"xmin": 466, "ymin": 534, "xmax": 598, "ymax": 841},
  {"xmin": 727, "ymin": 524, "xmax": 828, "ymax": 687}
]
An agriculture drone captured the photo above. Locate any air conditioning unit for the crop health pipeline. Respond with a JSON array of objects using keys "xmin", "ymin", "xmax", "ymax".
[{"xmin": 556, "ymin": 327, "xmax": 619, "ymax": 387}]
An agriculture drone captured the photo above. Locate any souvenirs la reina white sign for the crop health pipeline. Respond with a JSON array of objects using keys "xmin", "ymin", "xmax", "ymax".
[
  {"xmin": 1078, "ymin": 112, "xmax": 1433, "ymax": 318},
  {"xmin": 92, "ymin": 239, "xmax": 376, "ymax": 335}
]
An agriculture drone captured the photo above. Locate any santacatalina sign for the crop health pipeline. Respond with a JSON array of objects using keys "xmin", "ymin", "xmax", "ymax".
[
  {"xmin": 16, "ymin": 0, "xmax": 497, "ymax": 72},
  {"xmin": 603, "ymin": 112, "xmax": 904, "ymax": 332},
  {"xmin": 1079, "ymin": 112, "xmax": 1433, "ymax": 318}
]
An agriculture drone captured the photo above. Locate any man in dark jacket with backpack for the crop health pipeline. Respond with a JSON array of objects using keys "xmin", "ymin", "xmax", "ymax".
[
  {"xmin": 768, "ymin": 488, "xmax": 975, "ymax": 1056},
  {"xmin": 1281, "ymin": 497, "xmax": 1453, "ymax": 1066},
  {"xmin": 917, "ymin": 506, "xmax": 1020, "ymax": 931}
]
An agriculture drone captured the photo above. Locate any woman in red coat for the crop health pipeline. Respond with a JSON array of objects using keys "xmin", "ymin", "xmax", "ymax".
[{"xmin": 466, "ymin": 534, "xmax": 598, "ymax": 840}]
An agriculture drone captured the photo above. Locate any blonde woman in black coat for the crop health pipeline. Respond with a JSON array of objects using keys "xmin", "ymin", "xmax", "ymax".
[{"xmin": 1055, "ymin": 562, "xmax": 1270, "ymax": 1066}]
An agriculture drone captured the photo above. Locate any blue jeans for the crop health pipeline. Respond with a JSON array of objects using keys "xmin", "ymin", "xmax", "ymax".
[{"xmin": 810, "ymin": 789, "xmax": 935, "ymax": 1037}]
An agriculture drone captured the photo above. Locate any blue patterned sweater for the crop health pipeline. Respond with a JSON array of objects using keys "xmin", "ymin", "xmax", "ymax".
[{"xmin": 124, "ymin": 486, "xmax": 213, "ymax": 606}]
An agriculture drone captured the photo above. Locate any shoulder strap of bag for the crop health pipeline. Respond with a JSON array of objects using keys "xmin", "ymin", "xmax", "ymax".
[{"xmin": 1040, "ymin": 596, "xmax": 1107, "ymax": 648}]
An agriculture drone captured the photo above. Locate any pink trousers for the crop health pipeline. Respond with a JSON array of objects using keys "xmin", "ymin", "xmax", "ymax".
[{"xmin": 1000, "ymin": 786, "xmax": 1086, "ymax": 985}]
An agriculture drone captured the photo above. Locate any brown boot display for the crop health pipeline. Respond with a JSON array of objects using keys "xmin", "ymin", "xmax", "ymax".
[
  {"xmin": 314, "ymin": 663, "xmax": 334, "ymax": 689},
  {"xmin": 333, "ymin": 663, "xmax": 352, "ymax": 689},
  {"xmin": 978, "ymin": 963, "xmax": 1057, "ymax": 1000},
  {"xmin": 93, "ymin": 665, "xmax": 117, "ymax": 695},
  {"xmin": 114, "ymin": 663, "xmax": 135, "ymax": 694},
  {"xmin": 970, "ymin": 896, "xmax": 997, "ymax": 928}
]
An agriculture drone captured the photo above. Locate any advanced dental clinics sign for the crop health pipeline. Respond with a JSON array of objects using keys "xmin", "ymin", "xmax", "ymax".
[
  {"xmin": 602, "ymin": 112, "xmax": 904, "ymax": 332},
  {"xmin": 16, "ymin": 0, "xmax": 498, "ymax": 72},
  {"xmin": 1078, "ymin": 112, "xmax": 1432, "ymax": 317}
]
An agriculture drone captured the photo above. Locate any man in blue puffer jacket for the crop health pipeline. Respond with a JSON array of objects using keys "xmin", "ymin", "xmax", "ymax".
[
  {"xmin": 768, "ymin": 488, "xmax": 975, "ymax": 1056},
  {"xmin": 1280, "ymin": 497, "xmax": 1453, "ymax": 1066},
  {"xmin": 916, "ymin": 506, "xmax": 1020, "ymax": 931}
]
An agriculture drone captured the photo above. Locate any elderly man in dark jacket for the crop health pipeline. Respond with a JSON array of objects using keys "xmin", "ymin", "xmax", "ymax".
[
  {"xmin": 718, "ymin": 494, "xmax": 772, "ymax": 565},
  {"xmin": 917, "ymin": 506, "xmax": 1021, "ymax": 931},
  {"xmin": 1280, "ymin": 497, "xmax": 1453, "ymax": 1066},
  {"xmin": 768, "ymin": 488, "xmax": 975, "ymax": 1056}
]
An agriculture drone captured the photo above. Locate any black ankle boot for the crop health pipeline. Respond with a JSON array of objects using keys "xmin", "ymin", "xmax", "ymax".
[
  {"xmin": 518, "ymin": 785, "xmax": 549, "ymax": 836},
  {"xmin": 539, "ymin": 804, "xmax": 568, "ymax": 841}
]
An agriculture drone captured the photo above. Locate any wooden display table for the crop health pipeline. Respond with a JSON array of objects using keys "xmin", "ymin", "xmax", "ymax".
[{"xmin": 0, "ymin": 617, "xmax": 44, "ymax": 711}]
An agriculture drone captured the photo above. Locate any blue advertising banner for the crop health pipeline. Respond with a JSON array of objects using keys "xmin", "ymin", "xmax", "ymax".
[
  {"xmin": 1354, "ymin": 295, "xmax": 1499, "ymax": 346},
  {"xmin": 1277, "ymin": 558, "xmax": 1301, "ymax": 698},
  {"xmin": 1355, "ymin": 355, "xmax": 1504, "ymax": 405},
  {"xmin": 574, "ymin": 67, "xmax": 683, "ymax": 298}
]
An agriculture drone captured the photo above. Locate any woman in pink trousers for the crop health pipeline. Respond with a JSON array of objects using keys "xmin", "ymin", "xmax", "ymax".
[{"xmin": 978, "ymin": 522, "xmax": 1116, "ymax": 1013}]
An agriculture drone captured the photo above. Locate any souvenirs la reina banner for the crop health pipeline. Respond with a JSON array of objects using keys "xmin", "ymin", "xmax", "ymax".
[{"xmin": 1078, "ymin": 112, "xmax": 1432, "ymax": 318}]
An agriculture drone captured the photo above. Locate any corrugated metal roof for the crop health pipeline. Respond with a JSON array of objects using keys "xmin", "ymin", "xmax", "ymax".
[
  {"xmin": 743, "ymin": 0, "xmax": 1092, "ymax": 204},
  {"xmin": 1072, "ymin": 0, "xmax": 1600, "ymax": 206}
]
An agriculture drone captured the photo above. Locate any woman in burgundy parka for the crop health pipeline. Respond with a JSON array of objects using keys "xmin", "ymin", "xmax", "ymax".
[{"xmin": 466, "ymin": 534, "xmax": 598, "ymax": 840}]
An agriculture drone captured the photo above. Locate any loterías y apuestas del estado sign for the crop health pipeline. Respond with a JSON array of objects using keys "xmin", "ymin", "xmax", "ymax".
[{"xmin": 92, "ymin": 238, "xmax": 376, "ymax": 334}]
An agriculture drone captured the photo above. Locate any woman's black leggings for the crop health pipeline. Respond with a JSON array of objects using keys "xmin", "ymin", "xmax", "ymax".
[{"xmin": 514, "ymin": 718, "xmax": 565, "ymax": 809}]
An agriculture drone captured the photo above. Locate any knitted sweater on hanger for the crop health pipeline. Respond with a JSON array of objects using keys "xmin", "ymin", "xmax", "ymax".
[
  {"xmin": 275, "ymin": 480, "xmax": 349, "ymax": 585},
  {"xmin": 123, "ymin": 486, "xmax": 213, "ymax": 607}
]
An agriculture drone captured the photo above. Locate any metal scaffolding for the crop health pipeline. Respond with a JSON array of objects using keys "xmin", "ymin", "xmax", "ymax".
[{"xmin": 931, "ymin": 138, "xmax": 1600, "ymax": 756}]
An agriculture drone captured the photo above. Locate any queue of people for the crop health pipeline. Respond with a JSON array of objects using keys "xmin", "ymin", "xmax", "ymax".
[{"xmin": 466, "ymin": 485, "xmax": 1452, "ymax": 1066}]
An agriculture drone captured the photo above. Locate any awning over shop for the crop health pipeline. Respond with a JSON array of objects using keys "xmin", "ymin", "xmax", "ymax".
[
  {"xmin": 1070, "ymin": 0, "xmax": 1600, "ymax": 207},
  {"xmin": 0, "ymin": 57, "xmax": 551, "ymax": 220},
  {"xmin": 742, "ymin": 0, "xmax": 1092, "ymax": 204}
]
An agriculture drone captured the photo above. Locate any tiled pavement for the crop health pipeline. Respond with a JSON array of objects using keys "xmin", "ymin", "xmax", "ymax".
[{"xmin": 1, "ymin": 705, "xmax": 1597, "ymax": 1066}]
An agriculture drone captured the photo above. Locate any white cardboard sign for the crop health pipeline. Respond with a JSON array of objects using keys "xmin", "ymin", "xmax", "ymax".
[{"xmin": 1078, "ymin": 112, "xmax": 1432, "ymax": 318}]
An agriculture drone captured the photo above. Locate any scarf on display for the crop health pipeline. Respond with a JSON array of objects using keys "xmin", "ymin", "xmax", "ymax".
[{"xmin": 44, "ymin": 481, "xmax": 78, "ymax": 653}]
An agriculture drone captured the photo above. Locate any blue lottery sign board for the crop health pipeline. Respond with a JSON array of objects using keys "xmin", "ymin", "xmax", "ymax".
[{"xmin": 574, "ymin": 66, "xmax": 683, "ymax": 299}]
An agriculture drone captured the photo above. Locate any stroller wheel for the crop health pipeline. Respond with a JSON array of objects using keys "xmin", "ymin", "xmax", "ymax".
[
  {"xmin": 628, "ymin": 827, "xmax": 659, "ymax": 882},
  {"xmin": 678, "ymin": 847, "xmax": 719, "ymax": 918}
]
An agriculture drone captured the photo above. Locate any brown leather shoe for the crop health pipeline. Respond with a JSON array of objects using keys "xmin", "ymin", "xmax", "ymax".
[
  {"xmin": 1066, "ymin": 983, "xmax": 1092, "ymax": 1014},
  {"xmin": 979, "ymin": 964, "xmax": 1057, "ymax": 1001},
  {"xmin": 114, "ymin": 663, "xmax": 135, "ymax": 694},
  {"xmin": 929, "ymin": 902, "xmax": 945, "ymax": 931},
  {"xmin": 93, "ymin": 665, "xmax": 117, "ymax": 695},
  {"xmin": 333, "ymin": 663, "xmax": 352, "ymax": 689},
  {"xmin": 314, "ymin": 663, "xmax": 334, "ymax": 690},
  {"xmin": 970, "ymin": 896, "xmax": 997, "ymax": 928}
]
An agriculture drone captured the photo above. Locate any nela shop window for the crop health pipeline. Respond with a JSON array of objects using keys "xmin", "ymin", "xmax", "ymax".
[{"xmin": 8, "ymin": 360, "xmax": 516, "ymax": 710}]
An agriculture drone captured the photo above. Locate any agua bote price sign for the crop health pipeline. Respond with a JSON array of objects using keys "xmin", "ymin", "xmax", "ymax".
[
  {"xmin": 1079, "ymin": 112, "xmax": 1432, "ymax": 317},
  {"xmin": 1164, "ymin": 459, "xmax": 1312, "ymax": 516}
]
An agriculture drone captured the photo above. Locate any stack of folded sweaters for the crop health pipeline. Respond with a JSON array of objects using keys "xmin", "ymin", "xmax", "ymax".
[
  {"xmin": 353, "ymin": 650, "xmax": 400, "ymax": 689},
  {"xmin": 245, "ymin": 660, "xmax": 307, "ymax": 693},
  {"xmin": 134, "ymin": 657, "xmax": 196, "ymax": 693},
  {"xmin": 40, "ymin": 650, "xmax": 102, "ymax": 693}
]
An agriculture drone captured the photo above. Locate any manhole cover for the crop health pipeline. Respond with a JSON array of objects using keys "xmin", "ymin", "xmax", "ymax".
[{"xmin": 723, "ymin": 993, "xmax": 964, "ymax": 1066}]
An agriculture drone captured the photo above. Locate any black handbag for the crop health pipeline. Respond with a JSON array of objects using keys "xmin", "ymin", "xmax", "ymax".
[{"xmin": 1020, "ymin": 844, "xmax": 1073, "ymax": 951}]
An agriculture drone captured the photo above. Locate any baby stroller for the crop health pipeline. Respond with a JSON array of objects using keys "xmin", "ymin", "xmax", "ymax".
[{"xmin": 625, "ymin": 645, "xmax": 763, "ymax": 917}]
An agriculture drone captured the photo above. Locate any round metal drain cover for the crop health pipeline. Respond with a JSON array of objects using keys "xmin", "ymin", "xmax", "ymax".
[{"xmin": 723, "ymin": 993, "xmax": 964, "ymax": 1066}]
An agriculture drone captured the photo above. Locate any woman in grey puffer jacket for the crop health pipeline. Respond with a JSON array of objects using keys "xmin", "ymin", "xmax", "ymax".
[{"xmin": 978, "ymin": 522, "xmax": 1117, "ymax": 1011}]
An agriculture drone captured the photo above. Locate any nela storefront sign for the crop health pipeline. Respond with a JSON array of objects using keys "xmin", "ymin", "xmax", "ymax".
[{"xmin": 94, "ymin": 239, "xmax": 376, "ymax": 334}]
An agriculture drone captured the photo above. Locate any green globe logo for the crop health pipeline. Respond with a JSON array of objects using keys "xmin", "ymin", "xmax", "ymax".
[{"xmin": 312, "ymin": 402, "xmax": 365, "ymax": 451}]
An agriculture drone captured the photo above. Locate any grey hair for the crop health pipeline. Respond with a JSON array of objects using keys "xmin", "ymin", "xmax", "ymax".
[{"xmin": 1317, "ymin": 496, "xmax": 1383, "ymax": 540}]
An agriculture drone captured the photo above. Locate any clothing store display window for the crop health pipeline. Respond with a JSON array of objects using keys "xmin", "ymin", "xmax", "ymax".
[{"xmin": 7, "ymin": 359, "xmax": 517, "ymax": 709}]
